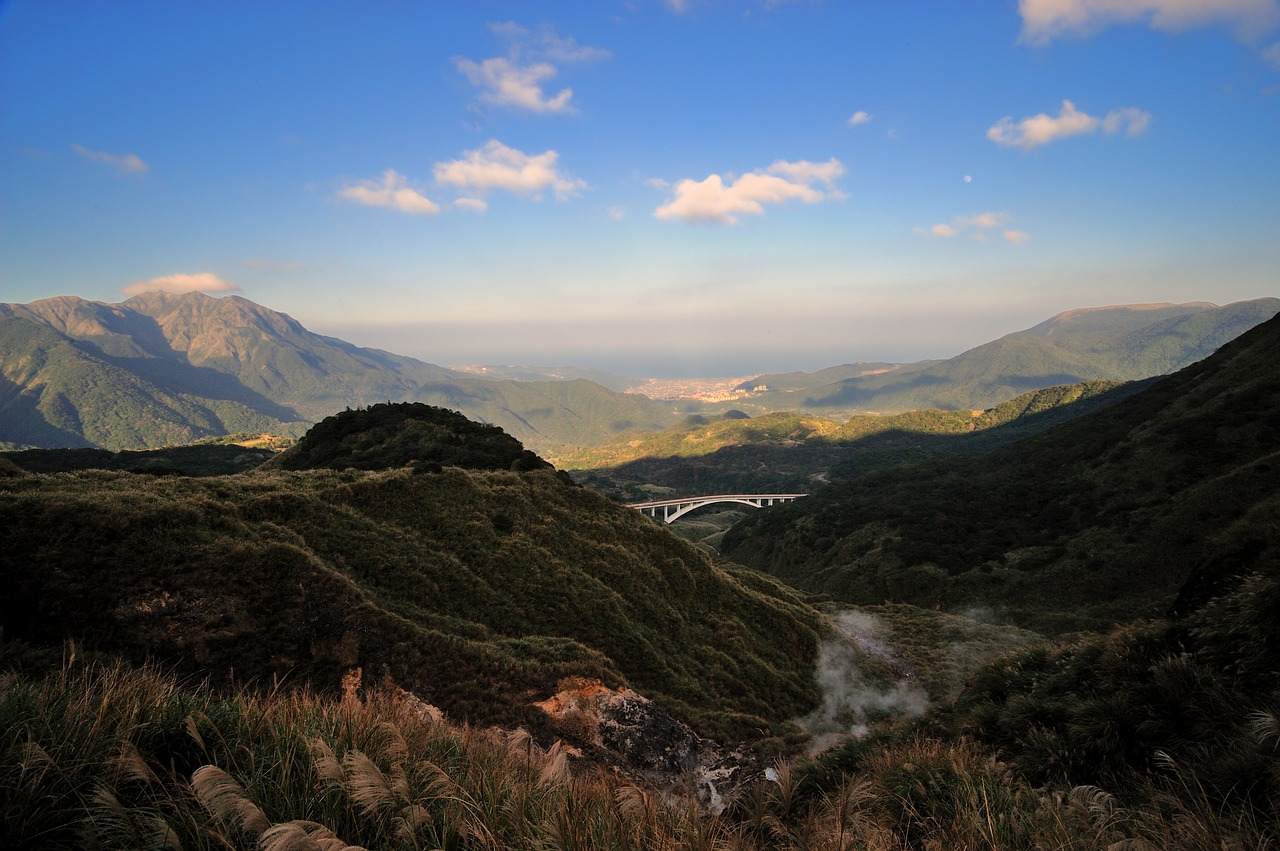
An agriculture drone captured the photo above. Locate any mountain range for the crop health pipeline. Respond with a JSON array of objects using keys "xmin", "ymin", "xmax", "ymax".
[
  {"xmin": 0, "ymin": 292, "xmax": 677, "ymax": 453},
  {"xmin": 737, "ymin": 299, "xmax": 1280, "ymax": 414},
  {"xmin": 1, "ymin": 292, "xmax": 1275, "ymax": 454}
]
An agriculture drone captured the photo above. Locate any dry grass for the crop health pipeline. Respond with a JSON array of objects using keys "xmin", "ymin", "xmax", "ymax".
[{"xmin": 2, "ymin": 652, "xmax": 1275, "ymax": 850}]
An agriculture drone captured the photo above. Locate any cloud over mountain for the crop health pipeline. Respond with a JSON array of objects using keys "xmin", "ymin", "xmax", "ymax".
[{"xmin": 121, "ymin": 273, "xmax": 239, "ymax": 296}]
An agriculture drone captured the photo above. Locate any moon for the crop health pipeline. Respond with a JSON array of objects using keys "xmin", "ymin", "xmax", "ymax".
[{"xmin": 963, "ymin": 175, "xmax": 972, "ymax": 183}]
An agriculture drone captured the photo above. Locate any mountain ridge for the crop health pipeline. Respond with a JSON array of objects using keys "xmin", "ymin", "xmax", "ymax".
[
  {"xmin": 738, "ymin": 298, "xmax": 1279, "ymax": 414},
  {"xmin": 3, "ymin": 292, "xmax": 1275, "ymax": 455}
]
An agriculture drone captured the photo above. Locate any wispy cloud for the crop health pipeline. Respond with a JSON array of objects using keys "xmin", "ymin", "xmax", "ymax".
[
  {"xmin": 987, "ymin": 99, "xmax": 1151, "ymax": 151},
  {"xmin": 434, "ymin": 140, "xmax": 586, "ymax": 201},
  {"xmin": 1018, "ymin": 0, "xmax": 1280, "ymax": 45},
  {"xmin": 918, "ymin": 211, "xmax": 1026, "ymax": 244},
  {"xmin": 848, "ymin": 110, "xmax": 872, "ymax": 126},
  {"xmin": 71, "ymin": 144, "xmax": 149, "ymax": 175},
  {"xmin": 241, "ymin": 259, "xmax": 303, "ymax": 271},
  {"xmin": 1262, "ymin": 39, "xmax": 1280, "ymax": 65},
  {"xmin": 488, "ymin": 21, "xmax": 611, "ymax": 63},
  {"xmin": 454, "ymin": 197, "xmax": 488, "ymax": 212},
  {"xmin": 122, "ymin": 272, "xmax": 239, "ymax": 296},
  {"xmin": 337, "ymin": 169, "xmax": 440, "ymax": 215},
  {"xmin": 654, "ymin": 158, "xmax": 845, "ymax": 225},
  {"xmin": 455, "ymin": 22, "xmax": 609, "ymax": 115}
]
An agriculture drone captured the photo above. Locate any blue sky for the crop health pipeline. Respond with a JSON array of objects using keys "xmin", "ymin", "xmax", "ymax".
[{"xmin": 2, "ymin": 0, "xmax": 1278, "ymax": 376}]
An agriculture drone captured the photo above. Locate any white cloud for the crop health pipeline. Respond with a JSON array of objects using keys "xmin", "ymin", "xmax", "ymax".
[
  {"xmin": 337, "ymin": 170, "xmax": 440, "ymax": 215},
  {"xmin": 654, "ymin": 158, "xmax": 845, "ymax": 224},
  {"xmin": 434, "ymin": 140, "xmax": 586, "ymax": 200},
  {"xmin": 987, "ymin": 99, "xmax": 1152, "ymax": 150},
  {"xmin": 1018, "ymin": 0, "xmax": 1280, "ymax": 45},
  {"xmin": 921, "ymin": 211, "xmax": 1025, "ymax": 244},
  {"xmin": 455, "ymin": 56, "xmax": 574, "ymax": 114},
  {"xmin": 71, "ymin": 144, "xmax": 149, "ymax": 175},
  {"xmin": 455, "ymin": 23, "xmax": 608, "ymax": 115},
  {"xmin": 848, "ymin": 110, "xmax": 872, "ymax": 126},
  {"xmin": 122, "ymin": 273, "xmax": 239, "ymax": 296},
  {"xmin": 455, "ymin": 197, "xmax": 488, "ymax": 212}
]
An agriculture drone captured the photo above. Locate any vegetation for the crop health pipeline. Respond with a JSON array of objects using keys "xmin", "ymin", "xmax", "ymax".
[
  {"xmin": 267, "ymin": 402, "xmax": 551, "ymax": 473},
  {"xmin": 0, "ymin": 293, "xmax": 679, "ymax": 453},
  {"xmin": 0, "ymin": 465, "xmax": 820, "ymax": 741},
  {"xmin": 569, "ymin": 380, "xmax": 1137, "ymax": 499},
  {"xmin": 738, "ymin": 298, "xmax": 1278, "ymax": 415},
  {"xmin": 0, "ymin": 444, "xmax": 278, "ymax": 476},
  {"xmin": 5, "ymin": 299, "xmax": 1280, "ymax": 848},
  {"xmin": 4, "ymin": 646, "xmax": 1276, "ymax": 850},
  {"xmin": 724, "ymin": 311, "xmax": 1280, "ymax": 634}
]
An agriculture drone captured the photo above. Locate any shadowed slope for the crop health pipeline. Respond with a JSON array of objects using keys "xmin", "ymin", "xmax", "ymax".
[{"xmin": 723, "ymin": 311, "xmax": 1280, "ymax": 634}]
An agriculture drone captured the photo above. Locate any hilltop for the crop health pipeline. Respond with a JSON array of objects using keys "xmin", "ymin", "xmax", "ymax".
[
  {"xmin": 266, "ymin": 402, "xmax": 551, "ymax": 473},
  {"xmin": 723, "ymin": 310, "xmax": 1280, "ymax": 635}
]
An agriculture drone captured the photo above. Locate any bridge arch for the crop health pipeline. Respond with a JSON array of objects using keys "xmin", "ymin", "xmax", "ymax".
[{"xmin": 626, "ymin": 494, "xmax": 807, "ymax": 524}]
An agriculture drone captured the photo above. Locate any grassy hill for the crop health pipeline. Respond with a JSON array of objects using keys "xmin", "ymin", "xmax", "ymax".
[
  {"xmin": 0, "ymin": 407, "xmax": 821, "ymax": 741},
  {"xmin": 722, "ymin": 310, "xmax": 1280, "ymax": 635},
  {"xmin": 0, "ymin": 293, "xmax": 681, "ymax": 453},
  {"xmin": 736, "ymin": 299, "xmax": 1279, "ymax": 416}
]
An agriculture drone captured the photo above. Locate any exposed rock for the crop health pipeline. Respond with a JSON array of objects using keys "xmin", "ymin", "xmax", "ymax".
[
  {"xmin": 534, "ymin": 677, "xmax": 769, "ymax": 816},
  {"xmin": 535, "ymin": 677, "xmax": 699, "ymax": 774}
]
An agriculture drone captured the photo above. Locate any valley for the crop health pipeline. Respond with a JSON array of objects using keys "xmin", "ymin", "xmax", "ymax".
[{"xmin": 3, "ymin": 296, "xmax": 1280, "ymax": 848}]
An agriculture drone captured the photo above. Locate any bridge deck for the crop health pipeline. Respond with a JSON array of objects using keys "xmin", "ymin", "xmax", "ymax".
[{"xmin": 625, "ymin": 493, "xmax": 807, "ymax": 524}]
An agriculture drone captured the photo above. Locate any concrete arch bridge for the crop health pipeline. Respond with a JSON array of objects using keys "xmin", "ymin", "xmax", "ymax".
[{"xmin": 626, "ymin": 493, "xmax": 807, "ymax": 524}]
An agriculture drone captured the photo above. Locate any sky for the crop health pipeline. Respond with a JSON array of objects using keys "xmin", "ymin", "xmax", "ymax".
[{"xmin": 1, "ymin": 0, "xmax": 1278, "ymax": 377}]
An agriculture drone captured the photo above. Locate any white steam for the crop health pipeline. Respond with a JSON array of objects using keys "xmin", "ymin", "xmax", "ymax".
[{"xmin": 799, "ymin": 611, "xmax": 928, "ymax": 753}]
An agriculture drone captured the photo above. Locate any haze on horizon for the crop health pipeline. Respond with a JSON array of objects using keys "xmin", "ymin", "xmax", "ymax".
[{"xmin": 1, "ymin": 1, "xmax": 1277, "ymax": 378}]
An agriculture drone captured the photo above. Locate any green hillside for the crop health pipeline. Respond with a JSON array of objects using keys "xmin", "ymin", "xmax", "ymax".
[
  {"xmin": 0, "ymin": 293, "xmax": 680, "ymax": 453},
  {"xmin": 723, "ymin": 311, "xmax": 1280, "ymax": 635},
  {"xmin": 0, "ymin": 417, "xmax": 821, "ymax": 740},
  {"xmin": 739, "ymin": 298, "xmax": 1279, "ymax": 415},
  {"xmin": 0, "ymin": 314, "xmax": 297, "ymax": 450}
]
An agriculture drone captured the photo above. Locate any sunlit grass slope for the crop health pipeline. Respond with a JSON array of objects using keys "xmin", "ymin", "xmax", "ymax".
[{"xmin": 567, "ymin": 380, "xmax": 1136, "ymax": 499}]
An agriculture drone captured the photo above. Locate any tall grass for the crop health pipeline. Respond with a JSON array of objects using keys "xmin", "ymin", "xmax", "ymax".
[{"xmin": 7, "ymin": 649, "xmax": 1275, "ymax": 850}]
